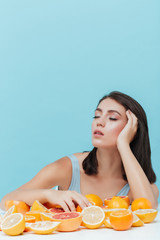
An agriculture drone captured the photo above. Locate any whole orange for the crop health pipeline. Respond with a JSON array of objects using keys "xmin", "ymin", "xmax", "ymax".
[
  {"xmin": 5, "ymin": 200, "xmax": 30, "ymax": 214},
  {"xmin": 104, "ymin": 196, "xmax": 130, "ymax": 206},
  {"xmin": 108, "ymin": 196, "xmax": 128, "ymax": 209},
  {"xmin": 76, "ymin": 194, "xmax": 103, "ymax": 212},
  {"xmin": 131, "ymin": 198, "xmax": 152, "ymax": 211},
  {"xmin": 110, "ymin": 209, "xmax": 133, "ymax": 231}
]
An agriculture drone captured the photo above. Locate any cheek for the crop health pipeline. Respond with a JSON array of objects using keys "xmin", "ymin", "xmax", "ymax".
[{"xmin": 108, "ymin": 122, "xmax": 126, "ymax": 137}]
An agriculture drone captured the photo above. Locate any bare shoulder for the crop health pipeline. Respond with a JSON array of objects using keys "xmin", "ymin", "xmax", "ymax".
[{"xmin": 151, "ymin": 183, "xmax": 159, "ymax": 198}]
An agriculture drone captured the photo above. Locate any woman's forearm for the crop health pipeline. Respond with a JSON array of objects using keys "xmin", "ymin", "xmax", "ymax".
[
  {"xmin": 0, "ymin": 189, "xmax": 49, "ymax": 210},
  {"xmin": 118, "ymin": 142, "xmax": 158, "ymax": 209}
]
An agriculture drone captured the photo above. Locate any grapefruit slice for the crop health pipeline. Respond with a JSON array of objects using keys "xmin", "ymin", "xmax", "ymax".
[
  {"xmin": 51, "ymin": 212, "xmax": 82, "ymax": 232},
  {"xmin": 1, "ymin": 213, "xmax": 25, "ymax": 236},
  {"xmin": 48, "ymin": 207, "xmax": 64, "ymax": 214},
  {"xmin": 29, "ymin": 221, "xmax": 60, "ymax": 234},
  {"xmin": 133, "ymin": 209, "xmax": 158, "ymax": 223},
  {"xmin": 81, "ymin": 206, "xmax": 105, "ymax": 229}
]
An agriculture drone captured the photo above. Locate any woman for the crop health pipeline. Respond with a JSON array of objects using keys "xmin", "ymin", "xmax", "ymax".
[{"xmin": 0, "ymin": 91, "xmax": 159, "ymax": 211}]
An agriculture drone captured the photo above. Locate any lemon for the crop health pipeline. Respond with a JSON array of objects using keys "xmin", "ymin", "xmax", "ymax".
[
  {"xmin": 1, "ymin": 213, "xmax": 25, "ymax": 236},
  {"xmin": 29, "ymin": 221, "xmax": 61, "ymax": 234},
  {"xmin": 133, "ymin": 209, "xmax": 158, "ymax": 223}
]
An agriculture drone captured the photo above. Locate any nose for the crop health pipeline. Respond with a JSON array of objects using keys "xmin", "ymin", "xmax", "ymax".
[{"xmin": 96, "ymin": 116, "xmax": 106, "ymax": 127}]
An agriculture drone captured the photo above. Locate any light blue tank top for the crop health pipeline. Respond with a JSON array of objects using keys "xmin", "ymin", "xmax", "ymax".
[{"xmin": 67, "ymin": 154, "xmax": 130, "ymax": 196}]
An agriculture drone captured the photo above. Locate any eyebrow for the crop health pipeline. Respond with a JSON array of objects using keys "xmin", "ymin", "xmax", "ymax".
[{"xmin": 95, "ymin": 108, "xmax": 122, "ymax": 116}]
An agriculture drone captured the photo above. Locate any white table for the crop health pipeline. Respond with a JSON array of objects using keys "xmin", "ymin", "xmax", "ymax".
[{"xmin": 0, "ymin": 206, "xmax": 160, "ymax": 240}]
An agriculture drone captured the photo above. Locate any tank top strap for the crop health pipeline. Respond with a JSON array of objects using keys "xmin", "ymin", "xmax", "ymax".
[
  {"xmin": 116, "ymin": 183, "xmax": 130, "ymax": 196},
  {"xmin": 67, "ymin": 154, "xmax": 81, "ymax": 193}
]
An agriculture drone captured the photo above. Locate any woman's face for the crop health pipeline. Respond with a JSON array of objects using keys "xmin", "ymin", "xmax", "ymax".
[{"xmin": 92, "ymin": 98, "xmax": 128, "ymax": 148}]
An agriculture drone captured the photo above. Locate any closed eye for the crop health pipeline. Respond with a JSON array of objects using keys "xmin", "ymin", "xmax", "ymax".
[{"xmin": 93, "ymin": 116, "xmax": 117, "ymax": 121}]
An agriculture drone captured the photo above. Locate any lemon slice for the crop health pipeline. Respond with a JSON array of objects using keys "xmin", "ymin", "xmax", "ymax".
[
  {"xmin": 3, "ymin": 205, "xmax": 18, "ymax": 219},
  {"xmin": 29, "ymin": 221, "xmax": 61, "ymax": 234},
  {"xmin": 132, "ymin": 213, "xmax": 144, "ymax": 227},
  {"xmin": 133, "ymin": 209, "xmax": 158, "ymax": 223},
  {"xmin": 1, "ymin": 213, "xmax": 25, "ymax": 236},
  {"xmin": 40, "ymin": 212, "xmax": 54, "ymax": 221},
  {"xmin": 81, "ymin": 206, "xmax": 105, "ymax": 229}
]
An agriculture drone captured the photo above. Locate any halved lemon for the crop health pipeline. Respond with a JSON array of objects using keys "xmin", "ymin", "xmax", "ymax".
[
  {"xmin": 81, "ymin": 206, "xmax": 105, "ymax": 229},
  {"xmin": 132, "ymin": 213, "xmax": 144, "ymax": 227},
  {"xmin": 1, "ymin": 213, "xmax": 25, "ymax": 236},
  {"xmin": 29, "ymin": 221, "xmax": 61, "ymax": 234},
  {"xmin": 133, "ymin": 209, "xmax": 158, "ymax": 223}
]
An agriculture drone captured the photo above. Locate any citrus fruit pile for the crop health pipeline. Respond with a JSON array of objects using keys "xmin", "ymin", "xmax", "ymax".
[{"xmin": 0, "ymin": 196, "xmax": 158, "ymax": 236}]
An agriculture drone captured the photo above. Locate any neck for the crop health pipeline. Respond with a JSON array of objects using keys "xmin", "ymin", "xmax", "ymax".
[{"xmin": 96, "ymin": 147, "xmax": 123, "ymax": 179}]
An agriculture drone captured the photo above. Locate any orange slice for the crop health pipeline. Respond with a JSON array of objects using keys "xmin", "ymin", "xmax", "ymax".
[
  {"xmin": 30, "ymin": 200, "xmax": 48, "ymax": 212},
  {"xmin": 133, "ymin": 209, "xmax": 158, "ymax": 223},
  {"xmin": 24, "ymin": 215, "xmax": 36, "ymax": 223},
  {"xmin": 3, "ymin": 205, "xmax": 18, "ymax": 219},
  {"xmin": 103, "ymin": 208, "xmax": 127, "ymax": 218},
  {"xmin": 132, "ymin": 213, "xmax": 144, "ymax": 227},
  {"xmin": 103, "ymin": 218, "xmax": 112, "ymax": 228},
  {"xmin": 29, "ymin": 221, "xmax": 60, "ymax": 234},
  {"xmin": 40, "ymin": 212, "xmax": 55, "ymax": 221},
  {"xmin": 1, "ymin": 213, "xmax": 25, "ymax": 236},
  {"xmin": 82, "ymin": 206, "xmax": 105, "ymax": 229},
  {"xmin": 26, "ymin": 211, "xmax": 41, "ymax": 221}
]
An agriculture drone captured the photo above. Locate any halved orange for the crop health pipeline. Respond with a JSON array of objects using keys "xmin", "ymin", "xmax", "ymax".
[
  {"xmin": 103, "ymin": 208, "xmax": 127, "ymax": 218},
  {"xmin": 108, "ymin": 196, "xmax": 128, "ymax": 209},
  {"xmin": 1, "ymin": 213, "xmax": 25, "ymax": 236},
  {"xmin": 133, "ymin": 209, "xmax": 158, "ymax": 223},
  {"xmin": 51, "ymin": 212, "xmax": 82, "ymax": 232},
  {"xmin": 109, "ymin": 209, "xmax": 133, "ymax": 231},
  {"xmin": 131, "ymin": 198, "xmax": 152, "ymax": 211},
  {"xmin": 82, "ymin": 206, "xmax": 105, "ymax": 229}
]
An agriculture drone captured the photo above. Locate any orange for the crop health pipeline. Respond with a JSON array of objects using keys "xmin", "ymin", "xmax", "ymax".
[
  {"xmin": 103, "ymin": 218, "xmax": 112, "ymax": 229},
  {"xmin": 109, "ymin": 209, "xmax": 133, "ymax": 231},
  {"xmin": 133, "ymin": 209, "xmax": 158, "ymax": 223},
  {"xmin": 5, "ymin": 200, "xmax": 30, "ymax": 214},
  {"xmin": 30, "ymin": 200, "xmax": 48, "ymax": 212},
  {"xmin": 76, "ymin": 194, "xmax": 103, "ymax": 212},
  {"xmin": 82, "ymin": 206, "xmax": 105, "ymax": 229},
  {"xmin": 51, "ymin": 212, "xmax": 82, "ymax": 232},
  {"xmin": 104, "ymin": 196, "xmax": 130, "ymax": 206},
  {"xmin": 131, "ymin": 198, "xmax": 152, "ymax": 211},
  {"xmin": 108, "ymin": 196, "xmax": 128, "ymax": 209},
  {"xmin": 1, "ymin": 213, "xmax": 25, "ymax": 236},
  {"xmin": 102, "ymin": 208, "xmax": 127, "ymax": 218},
  {"xmin": 132, "ymin": 213, "xmax": 144, "ymax": 227}
]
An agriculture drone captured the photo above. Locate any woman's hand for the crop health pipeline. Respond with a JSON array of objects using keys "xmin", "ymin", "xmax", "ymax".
[
  {"xmin": 117, "ymin": 110, "xmax": 138, "ymax": 148},
  {"xmin": 45, "ymin": 189, "xmax": 90, "ymax": 212}
]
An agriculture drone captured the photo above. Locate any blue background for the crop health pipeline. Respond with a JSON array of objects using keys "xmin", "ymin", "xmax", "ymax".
[{"xmin": 0, "ymin": 0, "xmax": 159, "ymax": 202}]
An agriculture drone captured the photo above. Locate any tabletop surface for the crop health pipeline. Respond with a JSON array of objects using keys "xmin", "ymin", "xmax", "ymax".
[{"xmin": 0, "ymin": 205, "xmax": 160, "ymax": 240}]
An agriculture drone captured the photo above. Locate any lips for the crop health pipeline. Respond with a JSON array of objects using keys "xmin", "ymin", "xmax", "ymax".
[{"xmin": 93, "ymin": 130, "xmax": 104, "ymax": 136}]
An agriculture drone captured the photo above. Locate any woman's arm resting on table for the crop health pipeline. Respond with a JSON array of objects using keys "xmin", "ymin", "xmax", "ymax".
[{"xmin": 0, "ymin": 157, "xmax": 90, "ymax": 212}]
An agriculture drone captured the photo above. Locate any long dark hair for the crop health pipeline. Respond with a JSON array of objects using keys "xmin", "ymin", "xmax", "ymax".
[{"xmin": 82, "ymin": 91, "xmax": 156, "ymax": 183}]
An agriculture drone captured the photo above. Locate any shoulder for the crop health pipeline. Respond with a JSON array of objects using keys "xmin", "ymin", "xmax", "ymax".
[{"xmin": 73, "ymin": 152, "xmax": 90, "ymax": 161}]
